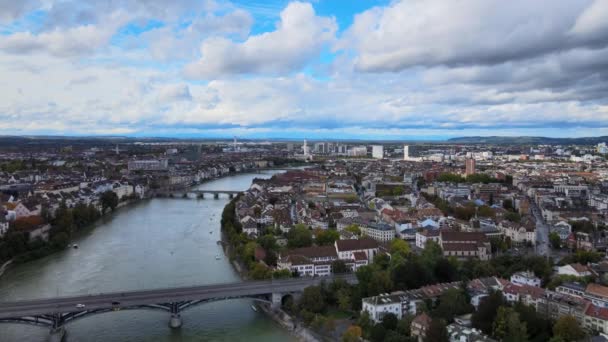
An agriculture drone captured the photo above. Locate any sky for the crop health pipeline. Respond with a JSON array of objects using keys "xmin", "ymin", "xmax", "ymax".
[{"xmin": 0, "ymin": 0, "xmax": 607, "ymax": 140}]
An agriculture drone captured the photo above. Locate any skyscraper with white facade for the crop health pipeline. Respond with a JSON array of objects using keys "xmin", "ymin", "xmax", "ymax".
[
  {"xmin": 403, "ymin": 145, "xmax": 409, "ymax": 160},
  {"xmin": 372, "ymin": 145, "xmax": 384, "ymax": 159}
]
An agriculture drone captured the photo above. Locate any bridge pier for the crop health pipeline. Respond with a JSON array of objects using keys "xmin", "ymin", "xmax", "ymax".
[
  {"xmin": 214, "ymin": 193, "xmax": 219, "ymax": 199},
  {"xmin": 228, "ymin": 193, "xmax": 234, "ymax": 199},
  {"xmin": 169, "ymin": 314, "xmax": 182, "ymax": 329},
  {"xmin": 48, "ymin": 327, "xmax": 66, "ymax": 342},
  {"xmin": 271, "ymin": 292, "xmax": 283, "ymax": 310}
]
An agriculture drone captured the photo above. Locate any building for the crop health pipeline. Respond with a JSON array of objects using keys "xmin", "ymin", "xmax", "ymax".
[
  {"xmin": 335, "ymin": 238, "xmax": 379, "ymax": 263},
  {"xmin": 447, "ymin": 324, "xmax": 496, "ymax": 342},
  {"xmin": 438, "ymin": 231, "xmax": 491, "ymax": 261},
  {"xmin": 465, "ymin": 158, "xmax": 476, "ymax": 176},
  {"xmin": 372, "ymin": 145, "xmax": 384, "ymax": 159},
  {"xmin": 348, "ymin": 146, "xmax": 367, "ymax": 157},
  {"xmin": 411, "ymin": 313, "xmax": 432, "ymax": 342},
  {"xmin": 510, "ymin": 271, "xmax": 541, "ymax": 287},
  {"xmin": 360, "ymin": 222, "xmax": 395, "ymax": 242},
  {"xmin": 128, "ymin": 159, "xmax": 168, "ymax": 171},
  {"xmin": 404, "ymin": 145, "xmax": 410, "ymax": 160},
  {"xmin": 557, "ymin": 263, "xmax": 593, "ymax": 278},
  {"xmin": 362, "ymin": 293, "xmax": 404, "ymax": 322}
]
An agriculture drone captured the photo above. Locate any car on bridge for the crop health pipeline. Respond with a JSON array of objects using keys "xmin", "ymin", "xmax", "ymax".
[{"xmin": 75, "ymin": 304, "xmax": 85, "ymax": 309}]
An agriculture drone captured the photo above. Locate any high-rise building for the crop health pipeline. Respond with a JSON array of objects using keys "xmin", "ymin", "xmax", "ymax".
[
  {"xmin": 372, "ymin": 145, "xmax": 384, "ymax": 159},
  {"xmin": 465, "ymin": 158, "xmax": 476, "ymax": 176},
  {"xmin": 403, "ymin": 145, "xmax": 409, "ymax": 160}
]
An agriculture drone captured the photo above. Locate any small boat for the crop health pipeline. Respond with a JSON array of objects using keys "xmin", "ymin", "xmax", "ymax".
[
  {"xmin": 215, "ymin": 255, "xmax": 221, "ymax": 260},
  {"xmin": 72, "ymin": 244, "xmax": 79, "ymax": 249},
  {"xmin": 251, "ymin": 305, "xmax": 258, "ymax": 312}
]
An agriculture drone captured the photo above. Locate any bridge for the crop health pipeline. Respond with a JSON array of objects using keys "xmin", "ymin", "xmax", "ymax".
[
  {"xmin": 161, "ymin": 189, "xmax": 243, "ymax": 199},
  {"xmin": 0, "ymin": 275, "xmax": 356, "ymax": 341}
]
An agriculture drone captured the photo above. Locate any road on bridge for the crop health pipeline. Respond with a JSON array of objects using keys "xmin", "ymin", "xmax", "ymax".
[{"xmin": 0, "ymin": 275, "xmax": 356, "ymax": 320}]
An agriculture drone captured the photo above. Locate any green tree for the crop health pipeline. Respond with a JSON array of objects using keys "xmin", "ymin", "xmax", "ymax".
[
  {"xmin": 433, "ymin": 288, "xmax": 474, "ymax": 322},
  {"xmin": 272, "ymin": 269, "xmax": 292, "ymax": 279},
  {"xmin": 100, "ymin": 190, "xmax": 119, "ymax": 214},
  {"xmin": 425, "ymin": 318, "xmax": 449, "ymax": 342},
  {"xmin": 478, "ymin": 205, "xmax": 495, "ymax": 218},
  {"xmin": 257, "ymin": 234, "xmax": 278, "ymax": 252},
  {"xmin": 332, "ymin": 259, "xmax": 350, "ymax": 274},
  {"xmin": 381, "ymin": 313, "xmax": 398, "ymax": 330},
  {"xmin": 337, "ymin": 288, "xmax": 352, "ymax": 311},
  {"xmin": 549, "ymin": 232, "xmax": 561, "ymax": 249},
  {"xmin": 316, "ymin": 229, "xmax": 340, "ymax": 246},
  {"xmin": 345, "ymin": 224, "xmax": 361, "ymax": 236},
  {"xmin": 492, "ymin": 307, "xmax": 528, "ymax": 342},
  {"xmin": 249, "ymin": 262, "xmax": 272, "ymax": 280},
  {"xmin": 390, "ymin": 239, "xmax": 411, "ymax": 257},
  {"xmin": 342, "ymin": 325, "xmax": 362, "ymax": 342},
  {"xmin": 287, "ymin": 224, "xmax": 313, "ymax": 248},
  {"xmin": 299, "ymin": 285, "xmax": 326, "ymax": 313},
  {"xmin": 369, "ymin": 324, "xmax": 387, "ymax": 342},
  {"xmin": 553, "ymin": 315, "xmax": 585, "ymax": 342},
  {"xmin": 472, "ymin": 291, "xmax": 506, "ymax": 335},
  {"xmin": 434, "ymin": 258, "xmax": 458, "ymax": 283}
]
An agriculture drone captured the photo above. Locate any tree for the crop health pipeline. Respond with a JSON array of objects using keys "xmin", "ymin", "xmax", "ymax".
[
  {"xmin": 390, "ymin": 239, "xmax": 411, "ymax": 257},
  {"xmin": 100, "ymin": 191, "xmax": 118, "ymax": 214},
  {"xmin": 257, "ymin": 234, "xmax": 278, "ymax": 252},
  {"xmin": 369, "ymin": 324, "xmax": 387, "ymax": 342},
  {"xmin": 549, "ymin": 232, "xmax": 561, "ymax": 249},
  {"xmin": 472, "ymin": 291, "xmax": 506, "ymax": 335},
  {"xmin": 332, "ymin": 259, "xmax": 350, "ymax": 274},
  {"xmin": 478, "ymin": 205, "xmax": 495, "ymax": 218},
  {"xmin": 316, "ymin": 229, "xmax": 340, "ymax": 246},
  {"xmin": 492, "ymin": 307, "xmax": 528, "ymax": 342},
  {"xmin": 433, "ymin": 288, "xmax": 474, "ymax": 322},
  {"xmin": 249, "ymin": 262, "xmax": 272, "ymax": 280},
  {"xmin": 553, "ymin": 315, "xmax": 585, "ymax": 342},
  {"xmin": 425, "ymin": 318, "xmax": 449, "ymax": 342},
  {"xmin": 381, "ymin": 313, "xmax": 398, "ymax": 330},
  {"xmin": 287, "ymin": 224, "xmax": 313, "ymax": 248},
  {"xmin": 299, "ymin": 285, "xmax": 326, "ymax": 313},
  {"xmin": 337, "ymin": 288, "xmax": 352, "ymax": 311},
  {"xmin": 272, "ymin": 269, "xmax": 292, "ymax": 279},
  {"xmin": 434, "ymin": 258, "xmax": 458, "ymax": 283},
  {"xmin": 345, "ymin": 224, "xmax": 362, "ymax": 236},
  {"xmin": 342, "ymin": 325, "xmax": 362, "ymax": 342}
]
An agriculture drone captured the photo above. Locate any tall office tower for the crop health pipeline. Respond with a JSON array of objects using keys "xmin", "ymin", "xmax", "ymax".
[
  {"xmin": 403, "ymin": 145, "xmax": 409, "ymax": 160},
  {"xmin": 372, "ymin": 145, "xmax": 384, "ymax": 159},
  {"xmin": 465, "ymin": 158, "xmax": 476, "ymax": 176}
]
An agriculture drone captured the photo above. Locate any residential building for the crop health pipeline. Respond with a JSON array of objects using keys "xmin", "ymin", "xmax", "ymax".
[
  {"xmin": 372, "ymin": 145, "xmax": 384, "ymax": 159},
  {"xmin": 465, "ymin": 158, "xmax": 476, "ymax": 176},
  {"xmin": 510, "ymin": 271, "xmax": 541, "ymax": 287}
]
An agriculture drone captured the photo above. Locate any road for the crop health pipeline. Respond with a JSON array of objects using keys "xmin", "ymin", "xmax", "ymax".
[
  {"xmin": 0, "ymin": 275, "xmax": 356, "ymax": 320},
  {"xmin": 530, "ymin": 198, "xmax": 550, "ymax": 257}
]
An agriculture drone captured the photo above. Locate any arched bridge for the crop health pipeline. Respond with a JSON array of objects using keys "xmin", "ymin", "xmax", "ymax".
[
  {"xmin": 0, "ymin": 275, "xmax": 356, "ymax": 341},
  {"xmin": 163, "ymin": 189, "xmax": 243, "ymax": 199}
]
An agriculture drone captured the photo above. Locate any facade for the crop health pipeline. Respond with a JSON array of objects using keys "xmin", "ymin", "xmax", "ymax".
[
  {"xmin": 510, "ymin": 271, "xmax": 541, "ymax": 287},
  {"xmin": 361, "ymin": 294, "xmax": 404, "ymax": 322},
  {"xmin": 360, "ymin": 222, "xmax": 395, "ymax": 242},
  {"xmin": 438, "ymin": 231, "xmax": 491, "ymax": 261},
  {"xmin": 465, "ymin": 158, "xmax": 476, "ymax": 176},
  {"xmin": 127, "ymin": 159, "xmax": 168, "ymax": 171},
  {"xmin": 372, "ymin": 145, "xmax": 384, "ymax": 159}
]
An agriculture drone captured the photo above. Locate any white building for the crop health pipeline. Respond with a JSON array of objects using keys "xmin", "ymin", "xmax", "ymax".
[
  {"xmin": 362, "ymin": 294, "xmax": 403, "ymax": 322},
  {"xmin": 510, "ymin": 271, "xmax": 541, "ymax": 287},
  {"xmin": 403, "ymin": 145, "xmax": 409, "ymax": 160},
  {"xmin": 348, "ymin": 146, "xmax": 367, "ymax": 157},
  {"xmin": 372, "ymin": 145, "xmax": 384, "ymax": 159}
]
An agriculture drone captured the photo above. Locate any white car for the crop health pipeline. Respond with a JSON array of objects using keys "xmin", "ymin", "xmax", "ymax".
[{"xmin": 75, "ymin": 304, "xmax": 86, "ymax": 309}]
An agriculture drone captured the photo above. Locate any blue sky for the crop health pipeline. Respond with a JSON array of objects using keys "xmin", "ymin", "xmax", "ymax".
[{"xmin": 0, "ymin": 0, "xmax": 607, "ymax": 139}]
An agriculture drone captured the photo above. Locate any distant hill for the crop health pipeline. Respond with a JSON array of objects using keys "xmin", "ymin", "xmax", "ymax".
[{"xmin": 447, "ymin": 136, "xmax": 608, "ymax": 145}]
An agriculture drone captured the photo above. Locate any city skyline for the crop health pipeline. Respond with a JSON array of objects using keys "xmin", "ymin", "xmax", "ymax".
[{"xmin": 1, "ymin": 0, "xmax": 607, "ymax": 139}]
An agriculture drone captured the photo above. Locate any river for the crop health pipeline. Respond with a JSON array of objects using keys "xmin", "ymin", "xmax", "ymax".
[{"xmin": 0, "ymin": 170, "xmax": 296, "ymax": 342}]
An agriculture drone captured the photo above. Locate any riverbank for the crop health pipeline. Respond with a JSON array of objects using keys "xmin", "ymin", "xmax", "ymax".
[{"xmin": 217, "ymin": 171, "xmax": 324, "ymax": 342}]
